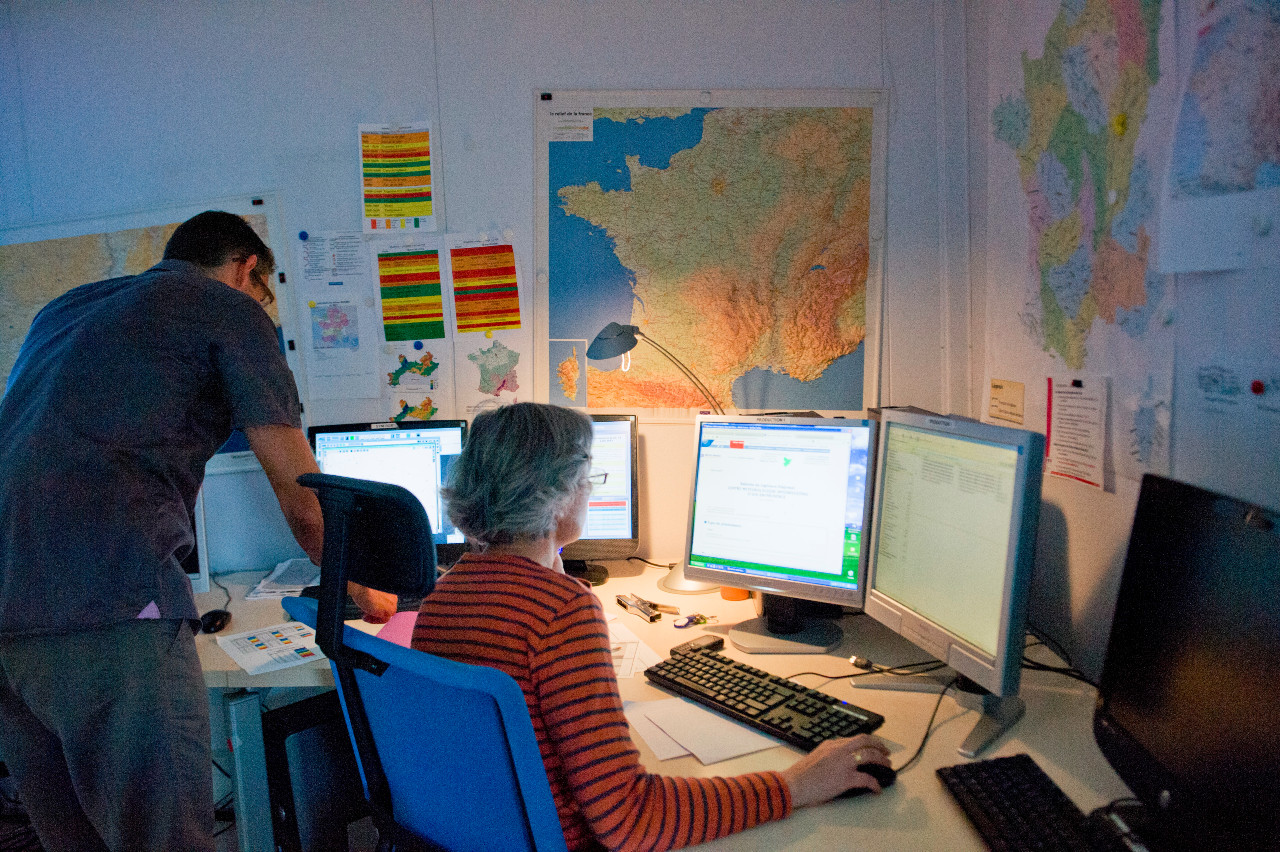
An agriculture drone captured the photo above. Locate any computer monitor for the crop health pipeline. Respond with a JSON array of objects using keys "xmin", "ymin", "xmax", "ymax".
[
  {"xmin": 308, "ymin": 420, "xmax": 468, "ymax": 567},
  {"xmin": 561, "ymin": 414, "xmax": 640, "ymax": 585},
  {"xmin": 681, "ymin": 415, "xmax": 877, "ymax": 654},
  {"xmin": 1093, "ymin": 474, "xmax": 1280, "ymax": 848},
  {"xmin": 862, "ymin": 409, "xmax": 1044, "ymax": 756},
  {"xmin": 192, "ymin": 447, "xmax": 308, "ymax": 590}
]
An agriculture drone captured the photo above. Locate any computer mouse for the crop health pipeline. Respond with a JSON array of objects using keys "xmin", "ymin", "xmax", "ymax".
[
  {"xmin": 199, "ymin": 608, "xmax": 232, "ymax": 634},
  {"xmin": 837, "ymin": 762, "xmax": 898, "ymax": 799}
]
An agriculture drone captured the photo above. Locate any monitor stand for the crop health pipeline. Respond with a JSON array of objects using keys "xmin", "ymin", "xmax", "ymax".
[
  {"xmin": 563, "ymin": 560, "xmax": 608, "ymax": 587},
  {"xmin": 851, "ymin": 669, "xmax": 1025, "ymax": 757},
  {"xmin": 728, "ymin": 594, "xmax": 842, "ymax": 654},
  {"xmin": 657, "ymin": 563, "xmax": 719, "ymax": 595}
]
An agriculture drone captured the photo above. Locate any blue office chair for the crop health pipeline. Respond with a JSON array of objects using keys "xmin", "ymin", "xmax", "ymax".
[{"xmin": 283, "ymin": 472, "xmax": 566, "ymax": 852}]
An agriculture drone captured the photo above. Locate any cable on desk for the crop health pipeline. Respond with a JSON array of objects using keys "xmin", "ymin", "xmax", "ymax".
[
  {"xmin": 209, "ymin": 573, "xmax": 232, "ymax": 610},
  {"xmin": 894, "ymin": 674, "xmax": 959, "ymax": 773},
  {"xmin": 627, "ymin": 556, "xmax": 678, "ymax": 569},
  {"xmin": 1022, "ymin": 630, "xmax": 1095, "ymax": 686},
  {"xmin": 848, "ymin": 659, "xmax": 949, "ymax": 678}
]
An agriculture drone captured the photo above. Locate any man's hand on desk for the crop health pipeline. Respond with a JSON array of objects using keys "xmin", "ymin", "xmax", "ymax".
[
  {"xmin": 781, "ymin": 735, "xmax": 892, "ymax": 809},
  {"xmin": 347, "ymin": 582, "xmax": 397, "ymax": 623}
]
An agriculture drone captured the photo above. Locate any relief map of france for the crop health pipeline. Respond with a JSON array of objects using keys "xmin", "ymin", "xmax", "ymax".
[{"xmin": 546, "ymin": 101, "xmax": 883, "ymax": 411}]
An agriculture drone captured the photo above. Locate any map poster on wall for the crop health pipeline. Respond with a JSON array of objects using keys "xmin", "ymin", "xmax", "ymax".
[
  {"xmin": 0, "ymin": 196, "xmax": 302, "ymax": 394},
  {"xmin": 533, "ymin": 89, "xmax": 887, "ymax": 416},
  {"xmin": 359, "ymin": 122, "xmax": 435, "ymax": 232}
]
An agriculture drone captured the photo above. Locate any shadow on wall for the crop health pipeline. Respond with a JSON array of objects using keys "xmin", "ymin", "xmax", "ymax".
[{"xmin": 1027, "ymin": 499, "xmax": 1127, "ymax": 683}]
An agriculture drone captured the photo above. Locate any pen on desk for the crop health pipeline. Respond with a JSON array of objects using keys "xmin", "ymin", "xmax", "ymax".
[{"xmin": 644, "ymin": 599, "xmax": 680, "ymax": 615}]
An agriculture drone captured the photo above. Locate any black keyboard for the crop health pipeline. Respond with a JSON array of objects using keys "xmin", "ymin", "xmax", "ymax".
[
  {"xmin": 644, "ymin": 650, "xmax": 884, "ymax": 750},
  {"xmin": 938, "ymin": 753, "xmax": 1127, "ymax": 852}
]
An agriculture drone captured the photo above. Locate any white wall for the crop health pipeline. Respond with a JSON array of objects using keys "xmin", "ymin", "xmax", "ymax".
[{"xmin": 2, "ymin": 0, "xmax": 972, "ymax": 563}]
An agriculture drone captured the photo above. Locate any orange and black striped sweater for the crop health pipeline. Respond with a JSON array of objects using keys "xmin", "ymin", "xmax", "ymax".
[{"xmin": 411, "ymin": 553, "xmax": 792, "ymax": 851}]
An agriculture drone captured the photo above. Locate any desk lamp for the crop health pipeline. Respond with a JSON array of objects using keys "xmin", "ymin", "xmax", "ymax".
[
  {"xmin": 587, "ymin": 321, "xmax": 721, "ymax": 594},
  {"xmin": 586, "ymin": 322, "xmax": 725, "ymax": 415}
]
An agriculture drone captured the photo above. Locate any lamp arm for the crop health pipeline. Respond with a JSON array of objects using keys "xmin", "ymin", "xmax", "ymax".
[{"xmin": 638, "ymin": 335, "xmax": 725, "ymax": 414}]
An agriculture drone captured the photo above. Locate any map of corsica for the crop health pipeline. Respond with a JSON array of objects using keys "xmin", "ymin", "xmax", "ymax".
[
  {"xmin": 469, "ymin": 340, "xmax": 520, "ymax": 396},
  {"xmin": 557, "ymin": 345, "xmax": 580, "ymax": 400},
  {"xmin": 555, "ymin": 106, "xmax": 873, "ymax": 409},
  {"xmin": 992, "ymin": 0, "xmax": 1162, "ymax": 369}
]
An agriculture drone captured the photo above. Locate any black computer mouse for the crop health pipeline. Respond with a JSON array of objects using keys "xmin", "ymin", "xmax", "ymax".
[
  {"xmin": 837, "ymin": 762, "xmax": 898, "ymax": 799},
  {"xmin": 199, "ymin": 608, "xmax": 232, "ymax": 634}
]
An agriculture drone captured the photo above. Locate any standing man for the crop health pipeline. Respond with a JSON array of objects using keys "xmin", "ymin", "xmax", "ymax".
[{"xmin": 0, "ymin": 211, "xmax": 392, "ymax": 851}]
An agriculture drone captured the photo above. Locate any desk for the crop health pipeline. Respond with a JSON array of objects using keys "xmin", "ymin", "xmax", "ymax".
[{"xmin": 196, "ymin": 564, "xmax": 1132, "ymax": 851}]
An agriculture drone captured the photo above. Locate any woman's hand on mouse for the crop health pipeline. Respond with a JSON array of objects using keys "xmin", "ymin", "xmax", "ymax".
[{"xmin": 780, "ymin": 735, "xmax": 892, "ymax": 808}]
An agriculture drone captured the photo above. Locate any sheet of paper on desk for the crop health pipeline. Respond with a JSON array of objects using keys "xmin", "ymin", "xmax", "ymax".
[
  {"xmin": 245, "ymin": 557, "xmax": 321, "ymax": 600},
  {"xmin": 215, "ymin": 621, "xmax": 327, "ymax": 676},
  {"xmin": 606, "ymin": 615, "xmax": 662, "ymax": 678},
  {"xmin": 623, "ymin": 701, "xmax": 691, "ymax": 760},
  {"xmin": 641, "ymin": 698, "xmax": 778, "ymax": 765}
]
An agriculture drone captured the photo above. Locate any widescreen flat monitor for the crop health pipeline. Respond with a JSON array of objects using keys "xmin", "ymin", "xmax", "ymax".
[
  {"xmin": 561, "ymin": 414, "xmax": 639, "ymax": 584},
  {"xmin": 308, "ymin": 420, "xmax": 467, "ymax": 566},
  {"xmin": 682, "ymin": 415, "xmax": 877, "ymax": 654},
  {"xmin": 863, "ymin": 409, "xmax": 1043, "ymax": 756},
  {"xmin": 1093, "ymin": 474, "xmax": 1280, "ymax": 849}
]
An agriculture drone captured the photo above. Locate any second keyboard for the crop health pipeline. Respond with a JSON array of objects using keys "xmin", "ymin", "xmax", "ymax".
[{"xmin": 644, "ymin": 650, "xmax": 884, "ymax": 750}]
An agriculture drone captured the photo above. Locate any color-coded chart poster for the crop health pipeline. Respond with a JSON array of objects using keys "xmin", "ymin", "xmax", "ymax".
[
  {"xmin": 360, "ymin": 122, "xmax": 434, "ymax": 231},
  {"xmin": 450, "ymin": 243, "xmax": 522, "ymax": 333},
  {"xmin": 378, "ymin": 248, "xmax": 445, "ymax": 341}
]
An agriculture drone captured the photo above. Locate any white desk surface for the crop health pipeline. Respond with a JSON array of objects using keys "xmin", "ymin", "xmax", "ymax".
[{"xmin": 196, "ymin": 562, "xmax": 1132, "ymax": 850}]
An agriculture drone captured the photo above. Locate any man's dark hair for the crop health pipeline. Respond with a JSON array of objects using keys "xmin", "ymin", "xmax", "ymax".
[{"xmin": 163, "ymin": 210, "xmax": 275, "ymax": 275}]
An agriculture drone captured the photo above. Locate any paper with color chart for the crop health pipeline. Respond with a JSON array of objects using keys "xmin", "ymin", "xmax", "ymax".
[{"xmin": 215, "ymin": 621, "xmax": 326, "ymax": 676}]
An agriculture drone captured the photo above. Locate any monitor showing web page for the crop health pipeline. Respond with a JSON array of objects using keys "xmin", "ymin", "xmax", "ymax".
[
  {"xmin": 561, "ymin": 414, "xmax": 639, "ymax": 584},
  {"xmin": 682, "ymin": 416, "xmax": 875, "ymax": 652},
  {"xmin": 308, "ymin": 421, "xmax": 467, "ymax": 557}
]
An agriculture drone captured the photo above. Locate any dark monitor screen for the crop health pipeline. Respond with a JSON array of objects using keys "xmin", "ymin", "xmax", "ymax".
[
  {"xmin": 561, "ymin": 414, "xmax": 639, "ymax": 576},
  {"xmin": 1094, "ymin": 474, "xmax": 1280, "ymax": 846},
  {"xmin": 308, "ymin": 420, "xmax": 467, "ymax": 565}
]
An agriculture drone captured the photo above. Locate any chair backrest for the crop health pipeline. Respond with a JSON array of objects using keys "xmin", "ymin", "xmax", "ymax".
[
  {"xmin": 283, "ymin": 596, "xmax": 566, "ymax": 852},
  {"xmin": 289, "ymin": 473, "xmax": 566, "ymax": 852}
]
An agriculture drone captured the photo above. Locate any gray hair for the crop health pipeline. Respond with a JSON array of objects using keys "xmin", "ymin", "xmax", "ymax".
[{"xmin": 444, "ymin": 402, "xmax": 593, "ymax": 546}]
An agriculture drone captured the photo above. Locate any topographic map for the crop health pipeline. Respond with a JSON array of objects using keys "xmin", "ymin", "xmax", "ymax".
[
  {"xmin": 1, "ymin": 215, "xmax": 275, "ymax": 385},
  {"xmin": 1170, "ymin": 0, "xmax": 1280, "ymax": 198},
  {"xmin": 992, "ymin": 0, "xmax": 1163, "ymax": 369},
  {"xmin": 544, "ymin": 98, "xmax": 884, "ymax": 411}
]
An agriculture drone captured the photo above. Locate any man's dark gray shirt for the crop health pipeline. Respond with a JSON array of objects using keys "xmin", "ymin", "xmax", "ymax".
[{"xmin": 0, "ymin": 259, "xmax": 301, "ymax": 636}]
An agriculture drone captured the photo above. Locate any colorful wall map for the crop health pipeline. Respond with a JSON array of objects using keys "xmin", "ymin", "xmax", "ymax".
[
  {"xmin": 1170, "ymin": 0, "xmax": 1280, "ymax": 198},
  {"xmin": 1, "ymin": 214, "xmax": 276, "ymax": 384},
  {"xmin": 992, "ymin": 0, "xmax": 1163, "ymax": 369},
  {"xmin": 546, "ymin": 101, "xmax": 883, "ymax": 410}
]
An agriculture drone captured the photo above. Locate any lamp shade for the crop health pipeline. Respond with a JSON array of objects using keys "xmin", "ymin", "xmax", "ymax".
[{"xmin": 586, "ymin": 322, "xmax": 641, "ymax": 360}]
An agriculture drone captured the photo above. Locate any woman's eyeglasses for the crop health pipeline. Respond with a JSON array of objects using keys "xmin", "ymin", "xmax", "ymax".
[{"xmin": 586, "ymin": 470, "xmax": 608, "ymax": 489}]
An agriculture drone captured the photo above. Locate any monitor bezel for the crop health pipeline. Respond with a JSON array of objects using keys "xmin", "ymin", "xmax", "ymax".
[
  {"xmin": 1093, "ymin": 474, "xmax": 1280, "ymax": 840},
  {"xmin": 560, "ymin": 413, "xmax": 640, "ymax": 563},
  {"xmin": 681, "ymin": 413, "xmax": 877, "ymax": 611},
  {"xmin": 862, "ymin": 409, "xmax": 1044, "ymax": 699},
  {"xmin": 307, "ymin": 419, "xmax": 469, "ymax": 566}
]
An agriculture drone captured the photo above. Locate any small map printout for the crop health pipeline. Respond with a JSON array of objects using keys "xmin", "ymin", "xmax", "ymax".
[{"xmin": 537, "ymin": 90, "xmax": 886, "ymax": 412}]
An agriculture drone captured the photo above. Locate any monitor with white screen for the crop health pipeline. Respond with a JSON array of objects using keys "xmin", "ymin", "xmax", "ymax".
[
  {"xmin": 560, "ymin": 414, "xmax": 639, "ymax": 586},
  {"xmin": 192, "ymin": 449, "xmax": 308, "ymax": 591},
  {"xmin": 308, "ymin": 420, "xmax": 467, "ymax": 566},
  {"xmin": 681, "ymin": 415, "xmax": 877, "ymax": 654},
  {"xmin": 862, "ymin": 409, "xmax": 1044, "ymax": 756}
]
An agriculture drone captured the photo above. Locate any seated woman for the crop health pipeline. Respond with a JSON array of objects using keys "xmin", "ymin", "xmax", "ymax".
[{"xmin": 412, "ymin": 402, "xmax": 890, "ymax": 852}]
